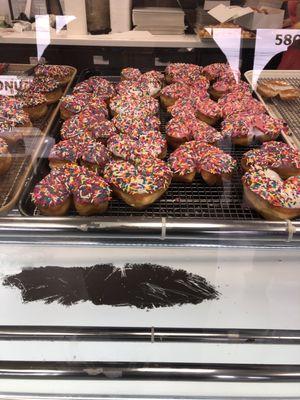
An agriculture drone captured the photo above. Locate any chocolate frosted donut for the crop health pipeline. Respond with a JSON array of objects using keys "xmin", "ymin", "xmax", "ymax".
[
  {"xmin": 16, "ymin": 92, "xmax": 48, "ymax": 121},
  {"xmin": 34, "ymin": 64, "xmax": 73, "ymax": 85},
  {"xmin": 49, "ymin": 139, "xmax": 79, "ymax": 169},
  {"xmin": 80, "ymin": 140, "xmax": 110, "ymax": 173},
  {"xmin": 22, "ymin": 76, "xmax": 63, "ymax": 104},
  {"xmin": 73, "ymin": 76, "xmax": 115, "ymax": 100},
  {"xmin": 61, "ymin": 113, "xmax": 116, "ymax": 144},
  {"xmin": 60, "ymin": 92, "xmax": 91, "ymax": 120},
  {"xmin": 49, "ymin": 138, "xmax": 110, "ymax": 173},
  {"xmin": 73, "ymin": 176, "xmax": 111, "ymax": 216}
]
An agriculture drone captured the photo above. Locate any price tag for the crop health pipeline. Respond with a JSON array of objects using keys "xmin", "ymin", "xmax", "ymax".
[{"xmin": 252, "ymin": 29, "xmax": 300, "ymax": 88}]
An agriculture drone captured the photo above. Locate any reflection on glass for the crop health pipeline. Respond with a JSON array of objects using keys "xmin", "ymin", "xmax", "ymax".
[
  {"xmin": 35, "ymin": 14, "xmax": 51, "ymax": 61},
  {"xmin": 253, "ymin": 28, "xmax": 300, "ymax": 88},
  {"xmin": 55, "ymin": 15, "xmax": 76, "ymax": 34},
  {"xmin": 211, "ymin": 28, "xmax": 242, "ymax": 82}
]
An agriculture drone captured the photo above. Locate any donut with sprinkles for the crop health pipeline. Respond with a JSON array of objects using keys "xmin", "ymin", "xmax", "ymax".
[
  {"xmin": 32, "ymin": 165, "xmax": 111, "ymax": 216},
  {"xmin": 34, "ymin": 64, "xmax": 74, "ymax": 85},
  {"xmin": 104, "ymin": 157, "xmax": 172, "ymax": 209},
  {"xmin": 49, "ymin": 138, "xmax": 110, "ymax": 173},
  {"xmin": 112, "ymin": 114, "xmax": 160, "ymax": 136},
  {"xmin": 166, "ymin": 115, "xmax": 224, "ymax": 148},
  {"xmin": 0, "ymin": 137, "xmax": 12, "ymax": 175},
  {"xmin": 241, "ymin": 141, "xmax": 300, "ymax": 179},
  {"xmin": 165, "ymin": 63, "xmax": 203, "ymax": 85},
  {"xmin": 242, "ymin": 166, "xmax": 300, "ymax": 220},
  {"xmin": 169, "ymin": 141, "xmax": 236, "ymax": 185},
  {"xmin": 222, "ymin": 113, "xmax": 288, "ymax": 146},
  {"xmin": 60, "ymin": 111, "xmax": 115, "ymax": 144},
  {"xmin": 107, "ymin": 130, "xmax": 167, "ymax": 161}
]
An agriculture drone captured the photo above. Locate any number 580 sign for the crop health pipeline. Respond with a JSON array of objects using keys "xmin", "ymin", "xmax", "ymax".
[
  {"xmin": 275, "ymin": 33, "xmax": 300, "ymax": 46},
  {"xmin": 252, "ymin": 29, "xmax": 300, "ymax": 87}
]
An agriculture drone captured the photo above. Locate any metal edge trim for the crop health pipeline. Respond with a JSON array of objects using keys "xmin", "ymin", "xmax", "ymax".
[
  {"xmin": 0, "ymin": 361, "xmax": 300, "ymax": 382},
  {"xmin": 0, "ymin": 326, "xmax": 300, "ymax": 344}
]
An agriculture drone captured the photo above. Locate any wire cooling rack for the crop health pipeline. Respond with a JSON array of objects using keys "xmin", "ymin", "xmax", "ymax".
[
  {"xmin": 19, "ymin": 70, "xmax": 281, "ymax": 221},
  {"xmin": 244, "ymin": 70, "xmax": 300, "ymax": 149}
]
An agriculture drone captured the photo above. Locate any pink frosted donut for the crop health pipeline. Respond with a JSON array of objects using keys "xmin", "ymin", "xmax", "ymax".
[
  {"xmin": 211, "ymin": 79, "xmax": 251, "ymax": 99},
  {"xmin": 143, "ymin": 70, "xmax": 164, "ymax": 83},
  {"xmin": 222, "ymin": 113, "xmax": 288, "ymax": 145},
  {"xmin": 166, "ymin": 115, "xmax": 224, "ymax": 148},
  {"xmin": 169, "ymin": 141, "xmax": 236, "ymax": 185},
  {"xmin": 220, "ymin": 97, "xmax": 266, "ymax": 118},
  {"xmin": 218, "ymin": 90, "xmax": 253, "ymax": 109},
  {"xmin": 203, "ymin": 63, "xmax": 240, "ymax": 82}
]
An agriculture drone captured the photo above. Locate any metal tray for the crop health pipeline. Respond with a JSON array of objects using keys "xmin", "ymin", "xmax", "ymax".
[
  {"xmin": 245, "ymin": 70, "xmax": 300, "ymax": 149},
  {"xmin": 0, "ymin": 63, "xmax": 77, "ymax": 215},
  {"xmin": 19, "ymin": 68, "xmax": 289, "ymax": 222}
]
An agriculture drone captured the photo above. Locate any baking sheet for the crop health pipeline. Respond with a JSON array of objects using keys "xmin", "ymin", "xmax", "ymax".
[
  {"xmin": 0, "ymin": 63, "xmax": 77, "ymax": 215},
  {"xmin": 0, "ymin": 245, "xmax": 299, "ymax": 330},
  {"xmin": 245, "ymin": 69, "xmax": 300, "ymax": 149}
]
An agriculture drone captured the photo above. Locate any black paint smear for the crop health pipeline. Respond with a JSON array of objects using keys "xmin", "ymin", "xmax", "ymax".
[{"xmin": 3, "ymin": 263, "xmax": 219, "ymax": 309}]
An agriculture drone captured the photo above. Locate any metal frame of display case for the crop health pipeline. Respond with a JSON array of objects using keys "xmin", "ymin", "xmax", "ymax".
[{"xmin": 0, "ymin": 216, "xmax": 298, "ymax": 246}]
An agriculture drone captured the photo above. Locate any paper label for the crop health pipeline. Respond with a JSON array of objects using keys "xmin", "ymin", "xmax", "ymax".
[
  {"xmin": 252, "ymin": 29, "xmax": 300, "ymax": 87},
  {"xmin": 0, "ymin": 75, "xmax": 32, "ymax": 96}
]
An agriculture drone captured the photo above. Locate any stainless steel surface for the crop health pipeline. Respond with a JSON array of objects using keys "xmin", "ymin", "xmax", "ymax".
[
  {"xmin": 0, "ymin": 326, "xmax": 299, "ymax": 344},
  {"xmin": 0, "ymin": 396, "xmax": 297, "ymax": 400},
  {"xmin": 0, "ymin": 361, "xmax": 300, "ymax": 382}
]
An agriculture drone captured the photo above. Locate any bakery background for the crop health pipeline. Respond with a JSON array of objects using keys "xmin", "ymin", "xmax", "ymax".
[{"xmin": 0, "ymin": 0, "xmax": 299, "ymax": 397}]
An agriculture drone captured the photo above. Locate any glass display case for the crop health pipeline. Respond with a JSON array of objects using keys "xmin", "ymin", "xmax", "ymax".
[{"xmin": 0, "ymin": 0, "xmax": 299, "ymax": 398}]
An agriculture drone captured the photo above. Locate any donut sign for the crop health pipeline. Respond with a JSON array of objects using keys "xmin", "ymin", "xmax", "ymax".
[{"xmin": 0, "ymin": 75, "xmax": 33, "ymax": 96}]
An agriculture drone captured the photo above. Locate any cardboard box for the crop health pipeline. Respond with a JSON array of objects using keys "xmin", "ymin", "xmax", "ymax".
[
  {"xmin": 204, "ymin": 1, "xmax": 231, "ymax": 11},
  {"xmin": 208, "ymin": 5, "xmax": 253, "ymax": 24},
  {"xmin": 235, "ymin": 6, "xmax": 284, "ymax": 29}
]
